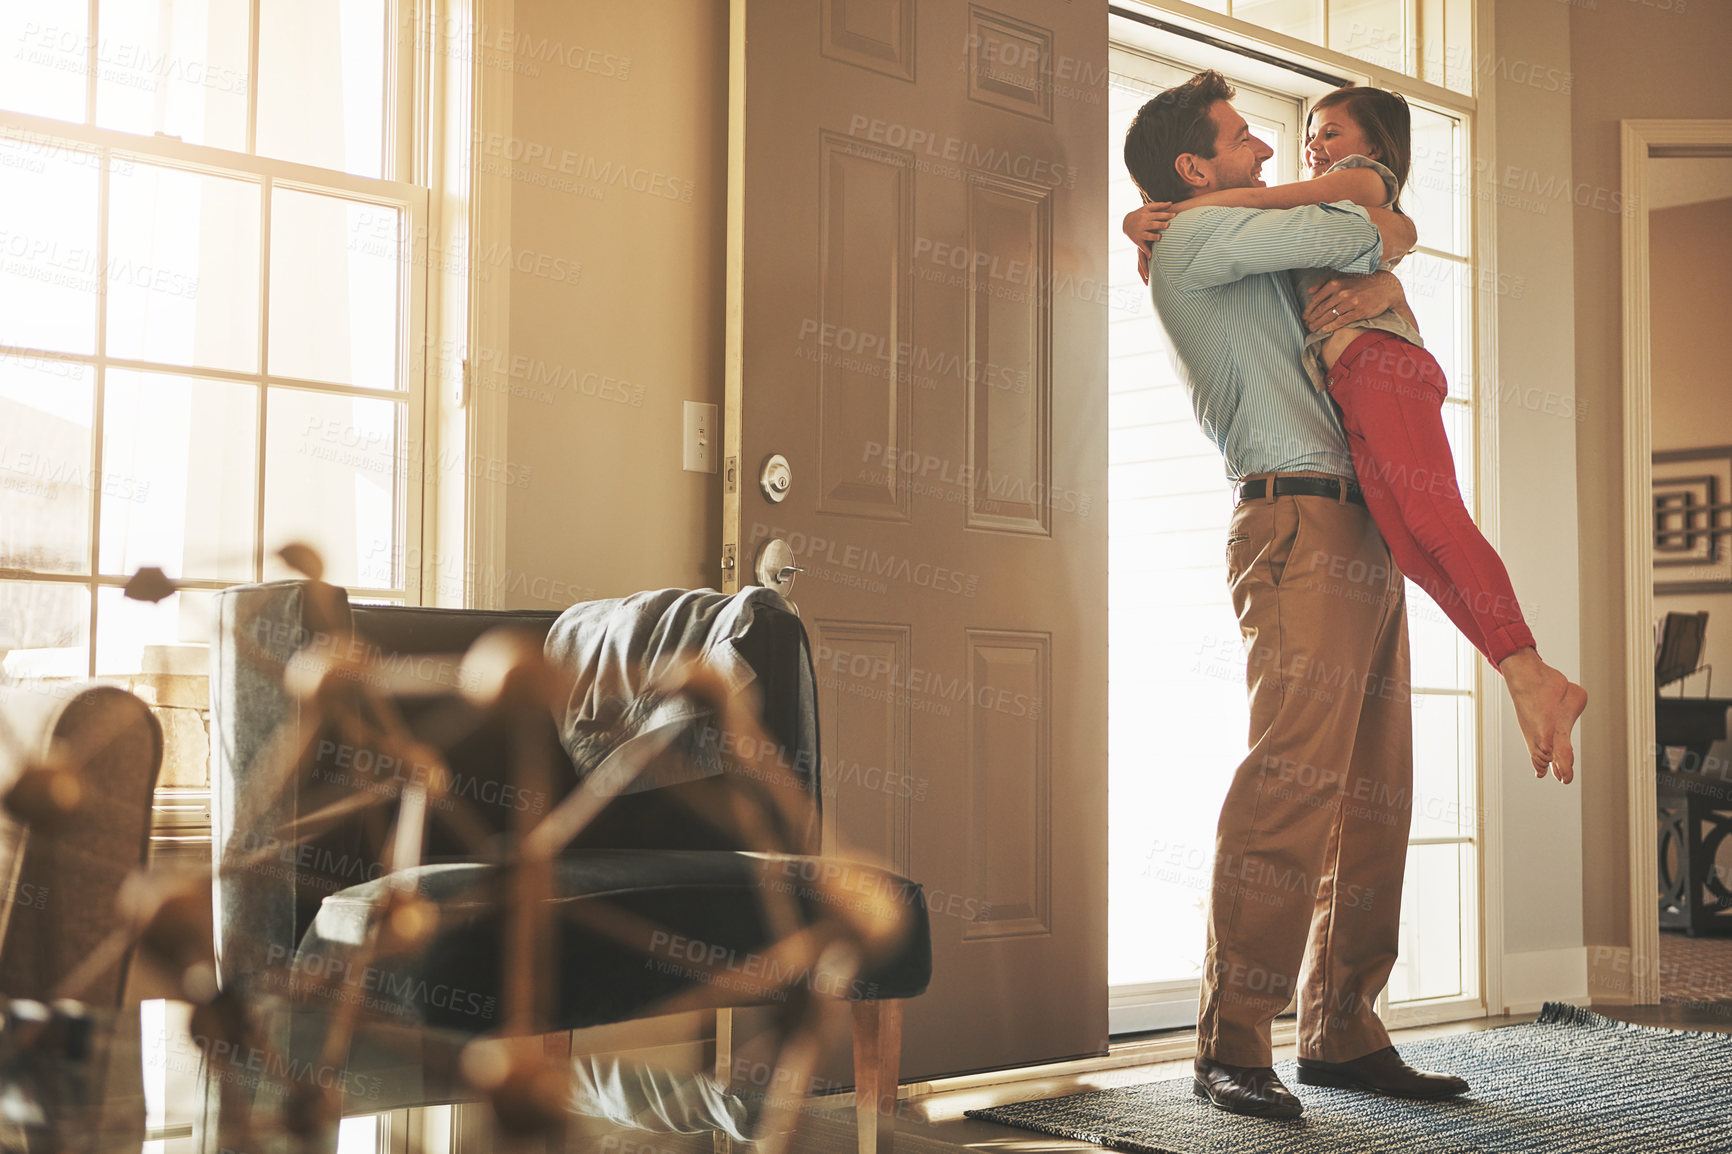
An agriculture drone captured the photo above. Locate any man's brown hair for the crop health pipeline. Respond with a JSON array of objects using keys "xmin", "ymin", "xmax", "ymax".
[{"xmin": 1123, "ymin": 70, "xmax": 1235, "ymax": 204}]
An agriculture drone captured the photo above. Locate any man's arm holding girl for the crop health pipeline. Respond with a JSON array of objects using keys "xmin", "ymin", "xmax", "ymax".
[{"xmin": 1126, "ymin": 164, "xmax": 1417, "ymax": 333}]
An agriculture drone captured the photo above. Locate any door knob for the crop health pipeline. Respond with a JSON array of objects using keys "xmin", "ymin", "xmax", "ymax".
[{"xmin": 754, "ymin": 537, "xmax": 804, "ymax": 604}]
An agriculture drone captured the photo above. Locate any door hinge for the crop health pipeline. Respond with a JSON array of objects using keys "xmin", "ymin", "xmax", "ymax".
[{"xmin": 724, "ymin": 456, "xmax": 738, "ymax": 494}]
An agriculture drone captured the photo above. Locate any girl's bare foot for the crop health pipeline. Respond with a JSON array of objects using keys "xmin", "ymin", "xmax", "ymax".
[
  {"xmin": 1550, "ymin": 681, "xmax": 1589, "ymax": 783},
  {"xmin": 1499, "ymin": 649, "xmax": 1588, "ymax": 784}
]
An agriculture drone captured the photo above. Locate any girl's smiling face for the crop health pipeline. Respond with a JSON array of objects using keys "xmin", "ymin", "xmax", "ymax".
[{"xmin": 1305, "ymin": 107, "xmax": 1378, "ymax": 177}]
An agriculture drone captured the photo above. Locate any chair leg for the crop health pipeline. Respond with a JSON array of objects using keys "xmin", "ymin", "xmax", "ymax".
[
  {"xmin": 851, "ymin": 1000, "xmax": 902, "ymax": 1154},
  {"xmin": 714, "ymin": 1008, "xmax": 734, "ymax": 1154}
]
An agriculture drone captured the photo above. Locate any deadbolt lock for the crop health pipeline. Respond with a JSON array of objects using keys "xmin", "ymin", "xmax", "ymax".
[{"xmin": 759, "ymin": 454, "xmax": 792, "ymax": 503}]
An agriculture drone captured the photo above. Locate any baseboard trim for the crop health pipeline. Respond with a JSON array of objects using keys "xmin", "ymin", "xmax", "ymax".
[{"xmin": 1585, "ymin": 943, "xmax": 1665, "ymax": 1006}]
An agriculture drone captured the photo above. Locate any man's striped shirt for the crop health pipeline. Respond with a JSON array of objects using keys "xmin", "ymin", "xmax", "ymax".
[{"xmin": 1146, "ymin": 201, "xmax": 1384, "ymax": 482}]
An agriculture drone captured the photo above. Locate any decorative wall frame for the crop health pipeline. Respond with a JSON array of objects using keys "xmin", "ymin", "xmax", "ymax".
[{"xmin": 1652, "ymin": 446, "xmax": 1732, "ymax": 594}]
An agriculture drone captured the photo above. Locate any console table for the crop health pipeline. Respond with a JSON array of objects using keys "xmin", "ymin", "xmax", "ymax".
[{"xmin": 1656, "ymin": 695, "xmax": 1732, "ymax": 936}]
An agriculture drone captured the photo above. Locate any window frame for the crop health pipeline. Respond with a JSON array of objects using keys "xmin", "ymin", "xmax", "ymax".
[
  {"xmin": 0, "ymin": 0, "xmax": 466, "ymax": 911},
  {"xmin": 6, "ymin": 7, "xmax": 470, "ymax": 1146},
  {"xmin": 0, "ymin": 0, "xmax": 436, "ymax": 681}
]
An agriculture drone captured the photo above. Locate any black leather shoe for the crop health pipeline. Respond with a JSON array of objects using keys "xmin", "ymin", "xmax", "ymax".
[
  {"xmin": 1296, "ymin": 1046, "xmax": 1468, "ymax": 1099},
  {"xmin": 1192, "ymin": 1056, "xmax": 1303, "ymax": 1120}
]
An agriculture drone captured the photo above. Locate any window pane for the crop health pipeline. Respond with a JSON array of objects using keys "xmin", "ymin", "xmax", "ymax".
[
  {"xmin": 1411, "ymin": 694, "xmax": 1471, "ymax": 838},
  {"xmin": 0, "ymin": 135, "xmax": 99, "ymax": 355},
  {"xmin": 1, "ymin": 1, "xmax": 89, "ymax": 122},
  {"xmin": 1390, "ymin": 842, "xmax": 1467, "ymax": 1003},
  {"xmin": 95, "ymin": 585, "xmax": 213, "ymax": 678},
  {"xmin": 337, "ymin": 1116, "xmax": 381, "ymax": 1154},
  {"xmin": 94, "ymin": 0, "xmax": 250, "ymax": 151},
  {"xmin": 256, "ymin": 0, "xmax": 385, "ymax": 178},
  {"xmin": 108, "ymin": 162, "xmax": 260, "ymax": 373},
  {"xmin": 1243, "ymin": 115, "xmax": 1297, "ymax": 197},
  {"xmin": 1441, "ymin": 397, "xmax": 1473, "ymax": 505},
  {"xmin": 1395, "ymin": 253, "xmax": 1465, "ymax": 399},
  {"xmin": 1406, "ymin": 578, "xmax": 1473, "ymax": 692},
  {"xmin": 1105, "ymin": 77, "xmax": 1249, "ymax": 992},
  {"xmin": 1444, "ymin": 0, "xmax": 1472, "ymax": 95},
  {"xmin": 1404, "ymin": 104, "xmax": 1464, "ymax": 257},
  {"xmin": 0, "ymin": 581, "xmax": 89, "ymax": 681},
  {"xmin": 0, "ymin": 357, "xmax": 93, "ymax": 574},
  {"xmin": 100, "ymin": 369, "xmax": 258, "ymax": 580},
  {"xmin": 263, "ymin": 388, "xmax": 400, "ymax": 589},
  {"xmin": 1415, "ymin": 0, "xmax": 1475, "ymax": 93},
  {"xmin": 1330, "ymin": 0, "xmax": 1406, "ymax": 73},
  {"xmin": 1416, "ymin": 0, "xmax": 1445, "ymax": 89},
  {"xmin": 1421, "ymin": 262, "xmax": 1473, "ymax": 406},
  {"xmin": 1236, "ymin": 0, "xmax": 1321, "ymax": 45},
  {"xmin": 268, "ymin": 190, "xmax": 399, "ymax": 388},
  {"xmin": 96, "ymin": 588, "xmax": 213, "ymax": 791},
  {"xmin": 1401, "ymin": 400, "xmax": 1476, "ymax": 691}
]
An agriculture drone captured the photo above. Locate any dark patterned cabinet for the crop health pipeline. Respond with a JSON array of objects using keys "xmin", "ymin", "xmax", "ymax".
[{"xmin": 1657, "ymin": 696, "xmax": 1732, "ymax": 936}]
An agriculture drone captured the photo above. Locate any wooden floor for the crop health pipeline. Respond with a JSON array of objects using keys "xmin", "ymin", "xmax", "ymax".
[
  {"xmin": 1658, "ymin": 928, "xmax": 1732, "ymax": 1004},
  {"xmin": 1602, "ymin": 997, "xmax": 1732, "ymax": 1033}
]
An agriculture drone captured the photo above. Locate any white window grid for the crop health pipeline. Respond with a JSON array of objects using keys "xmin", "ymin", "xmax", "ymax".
[
  {"xmin": 16, "ymin": 8, "xmax": 437, "ymax": 1149},
  {"xmin": 0, "ymin": 0, "xmax": 431, "ymax": 677},
  {"xmin": 1182, "ymin": 0, "xmax": 1473, "ymax": 95}
]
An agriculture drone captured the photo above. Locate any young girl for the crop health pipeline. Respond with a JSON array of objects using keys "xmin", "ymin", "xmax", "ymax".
[{"xmin": 1124, "ymin": 84, "xmax": 1587, "ymax": 783}]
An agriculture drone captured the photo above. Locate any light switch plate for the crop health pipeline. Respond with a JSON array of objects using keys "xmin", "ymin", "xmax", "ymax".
[{"xmin": 683, "ymin": 401, "xmax": 718, "ymax": 473}]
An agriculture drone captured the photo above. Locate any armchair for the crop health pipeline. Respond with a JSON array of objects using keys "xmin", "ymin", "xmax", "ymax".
[
  {"xmin": 0, "ymin": 678, "xmax": 164, "ymax": 1144},
  {"xmin": 209, "ymin": 580, "xmax": 931, "ymax": 1149},
  {"xmin": 0, "ymin": 680, "xmax": 163, "ymax": 1007}
]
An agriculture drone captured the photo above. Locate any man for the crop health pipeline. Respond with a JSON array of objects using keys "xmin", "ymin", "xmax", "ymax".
[{"xmin": 1121, "ymin": 71, "xmax": 1468, "ymax": 1120}]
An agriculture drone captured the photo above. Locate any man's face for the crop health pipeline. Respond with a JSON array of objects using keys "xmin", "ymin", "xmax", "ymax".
[{"xmin": 1193, "ymin": 100, "xmax": 1273, "ymax": 193}]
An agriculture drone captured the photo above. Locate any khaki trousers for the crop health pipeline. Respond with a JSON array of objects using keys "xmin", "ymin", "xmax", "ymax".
[{"xmin": 1195, "ymin": 476, "xmax": 1414, "ymax": 1067}]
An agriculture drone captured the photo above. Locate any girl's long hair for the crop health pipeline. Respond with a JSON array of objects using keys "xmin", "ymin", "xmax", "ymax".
[{"xmin": 1310, "ymin": 85, "xmax": 1411, "ymax": 213}]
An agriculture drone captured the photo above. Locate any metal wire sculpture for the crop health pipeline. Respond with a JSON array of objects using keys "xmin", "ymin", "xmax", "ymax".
[{"xmin": 0, "ymin": 548, "xmax": 912, "ymax": 1153}]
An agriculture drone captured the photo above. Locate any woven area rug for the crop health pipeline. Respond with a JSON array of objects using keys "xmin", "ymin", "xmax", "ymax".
[{"xmin": 965, "ymin": 1003, "xmax": 1732, "ymax": 1154}]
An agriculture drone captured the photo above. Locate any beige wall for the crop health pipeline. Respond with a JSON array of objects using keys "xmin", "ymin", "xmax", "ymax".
[
  {"xmin": 477, "ymin": 0, "xmax": 1732, "ymax": 1006},
  {"xmin": 1568, "ymin": 0, "xmax": 1732, "ymax": 959},
  {"xmin": 1650, "ymin": 195, "xmax": 1732, "ymax": 774},
  {"xmin": 1487, "ymin": 0, "xmax": 1586, "ymax": 975},
  {"xmin": 500, "ymin": 0, "xmax": 729, "ymax": 606},
  {"xmin": 1651, "ymin": 197, "xmax": 1732, "ymax": 449}
]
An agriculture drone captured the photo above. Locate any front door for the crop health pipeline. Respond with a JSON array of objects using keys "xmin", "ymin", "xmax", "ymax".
[{"xmin": 722, "ymin": 0, "xmax": 1109, "ymax": 1078}]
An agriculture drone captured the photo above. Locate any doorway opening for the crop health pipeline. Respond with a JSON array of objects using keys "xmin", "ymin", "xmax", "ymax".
[{"xmin": 1643, "ymin": 151, "xmax": 1732, "ymax": 1004}]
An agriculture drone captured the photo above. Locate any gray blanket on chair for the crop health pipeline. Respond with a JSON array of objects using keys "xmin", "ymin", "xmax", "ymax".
[{"xmin": 543, "ymin": 587, "xmax": 791, "ymax": 794}]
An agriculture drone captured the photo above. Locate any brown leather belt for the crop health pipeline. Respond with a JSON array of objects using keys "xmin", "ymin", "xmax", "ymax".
[{"xmin": 1234, "ymin": 476, "xmax": 1365, "ymax": 507}]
